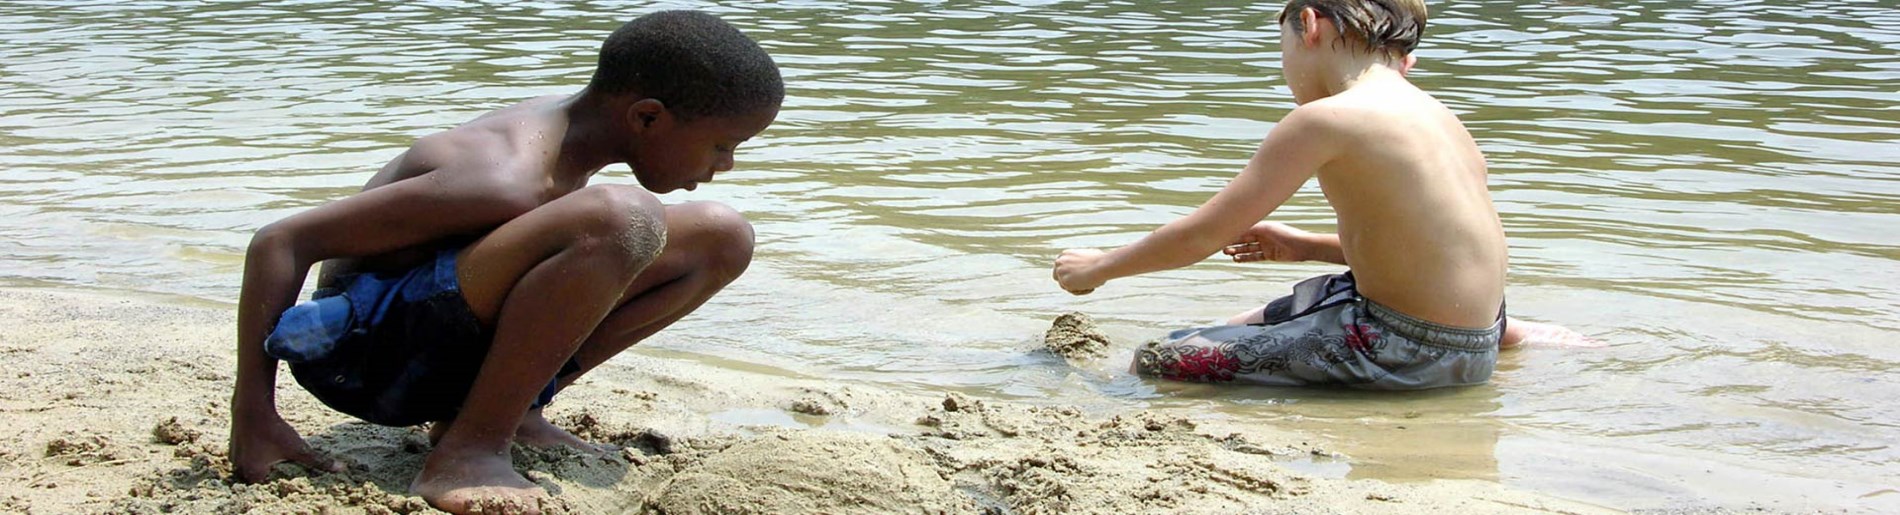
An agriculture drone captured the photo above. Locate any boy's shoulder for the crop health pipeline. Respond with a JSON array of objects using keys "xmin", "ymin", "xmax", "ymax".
[
  {"xmin": 1298, "ymin": 81, "xmax": 1428, "ymax": 116},
  {"xmin": 1270, "ymin": 96, "xmax": 1367, "ymax": 146},
  {"xmin": 1288, "ymin": 81, "xmax": 1454, "ymax": 139},
  {"xmin": 402, "ymin": 99, "xmax": 569, "ymax": 177}
]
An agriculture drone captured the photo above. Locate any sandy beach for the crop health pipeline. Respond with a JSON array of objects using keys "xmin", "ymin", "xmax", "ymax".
[{"xmin": 0, "ymin": 288, "xmax": 1617, "ymax": 514}]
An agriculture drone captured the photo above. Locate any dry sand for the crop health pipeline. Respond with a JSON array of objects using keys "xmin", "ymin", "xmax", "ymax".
[{"xmin": 0, "ymin": 289, "xmax": 1615, "ymax": 514}]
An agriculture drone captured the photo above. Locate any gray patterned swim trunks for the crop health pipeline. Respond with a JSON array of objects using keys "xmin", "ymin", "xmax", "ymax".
[{"xmin": 1134, "ymin": 273, "xmax": 1501, "ymax": 390}]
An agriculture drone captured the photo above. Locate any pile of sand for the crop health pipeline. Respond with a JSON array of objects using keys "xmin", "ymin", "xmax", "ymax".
[
  {"xmin": 0, "ymin": 290, "xmax": 1611, "ymax": 514},
  {"xmin": 1043, "ymin": 311, "xmax": 1111, "ymax": 360}
]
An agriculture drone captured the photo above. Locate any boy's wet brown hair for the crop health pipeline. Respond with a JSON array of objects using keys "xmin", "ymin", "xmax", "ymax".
[{"xmin": 1278, "ymin": 0, "xmax": 1428, "ymax": 58}]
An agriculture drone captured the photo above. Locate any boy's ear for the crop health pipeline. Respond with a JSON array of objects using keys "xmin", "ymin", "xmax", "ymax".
[
  {"xmin": 1299, "ymin": 7, "xmax": 1324, "ymax": 48},
  {"xmin": 1400, "ymin": 54, "xmax": 1418, "ymax": 75},
  {"xmin": 626, "ymin": 98, "xmax": 667, "ymax": 132}
]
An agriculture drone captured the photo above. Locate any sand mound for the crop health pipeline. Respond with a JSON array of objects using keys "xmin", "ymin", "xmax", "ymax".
[
  {"xmin": 1043, "ymin": 312, "xmax": 1110, "ymax": 360},
  {"xmin": 648, "ymin": 432, "xmax": 971, "ymax": 514}
]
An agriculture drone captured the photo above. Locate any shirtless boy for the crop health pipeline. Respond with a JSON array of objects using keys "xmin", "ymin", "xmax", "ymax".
[
  {"xmin": 1053, "ymin": 0, "xmax": 1582, "ymax": 388},
  {"xmin": 227, "ymin": 11, "xmax": 781, "ymax": 513}
]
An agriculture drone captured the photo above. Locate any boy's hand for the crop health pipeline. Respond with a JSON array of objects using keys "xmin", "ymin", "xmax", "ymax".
[
  {"xmin": 229, "ymin": 410, "xmax": 341, "ymax": 483},
  {"xmin": 1223, "ymin": 222, "xmax": 1315, "ymax": 263},
  {"xmin": 1053, "ymin": 248, "xmax": 1108, "ymax": 295}
]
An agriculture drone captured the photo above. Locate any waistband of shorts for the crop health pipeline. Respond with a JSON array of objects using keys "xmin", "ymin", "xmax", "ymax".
[{"xmin": 1361, "ymin": 299, "xmax": 1500, "ymax": 352}]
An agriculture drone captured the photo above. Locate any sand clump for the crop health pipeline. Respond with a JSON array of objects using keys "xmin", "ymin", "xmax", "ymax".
[
  {"xmin": 152, "ymin": 417, "xmax": 202, "ymax": 445},
  {"xmin": 1043, "ymin": 311, "xmax": 1111, "ymax": 360},
  {"xmin": 786, "ymin": 387, "xmax": 852, "ymax": 416},
  {"xmin": 787, "ymin": 398, "xmax": 832, "ymax": 416},
  {"xmin": 44, "ymin": 434, "xmax": 124, "ymax": 467}
]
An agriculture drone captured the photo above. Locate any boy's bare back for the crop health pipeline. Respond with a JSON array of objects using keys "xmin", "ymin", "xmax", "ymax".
[
  {"xmin": 318, "ymin": 96, "xmax": 578, "ymax": 284},
  {"xmin": 1307, "ymin": 79, "xmax": 1506, "ymax": 328}
]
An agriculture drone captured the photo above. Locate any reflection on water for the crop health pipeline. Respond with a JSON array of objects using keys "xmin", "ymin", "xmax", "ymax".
[{"xmin": 1, "ymin": 0, "xmax": 1896, "ymax": 511}]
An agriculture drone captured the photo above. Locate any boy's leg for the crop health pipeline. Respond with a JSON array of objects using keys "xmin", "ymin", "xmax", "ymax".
[
  {"xmin": 411, "ymin": 184, "xmax": 666, "ymax": 513},
  {"xmin": 1500, "ymin": 319, "xmax": 1593, "ymax": 348},
  {"xmin": 516, "ymin": 201, "xmax": 754, "ymax": 447},
  {"xmin": 1226, "ymin": 307, "xmax": 1266, "ymax": 326},
  {"xmin": 423, "ymin": 201, "xmax": 754, "ymax": 449},
  {"xmin": 565, "ymin": 201, "xmax": 753, "ymax": 381}
]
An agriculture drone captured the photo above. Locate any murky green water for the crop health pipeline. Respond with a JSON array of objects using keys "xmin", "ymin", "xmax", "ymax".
[{"xmin": 3, "ymin": 0, "xmax": 1896, "ymax": 510}]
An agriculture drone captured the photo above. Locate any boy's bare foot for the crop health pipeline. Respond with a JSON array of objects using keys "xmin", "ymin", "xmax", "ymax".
[
  {"xmin": 411, "ymin": 445, "xmax": 546, "ymax": 515},
  {"xmin": 229, "ymin": 411, "xmax": 343, "ymax": 483},
  {"xmin": 1501, "ymin": 319, "xmax": 1597, "ymax": 349},
  {"xmin": 426, "ymin": 410, "xmax": 600, "ymax": 453},
  {"xmin": 513, "ymin": 409, "xmax": 601, "ymax": 453}
]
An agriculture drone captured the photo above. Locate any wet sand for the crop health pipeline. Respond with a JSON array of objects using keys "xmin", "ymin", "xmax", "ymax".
[
  {"xmin": 1043, "ymin": 311, "xmax": 1112, "ymax": 361},
  {"xmin": 0, "ymin": 289, "xmax": 1612, "ymax": 514}
]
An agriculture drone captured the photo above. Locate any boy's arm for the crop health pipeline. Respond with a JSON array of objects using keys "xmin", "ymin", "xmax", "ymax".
[
  {"xmin": 1298, "ymin": 232, "xmax": 1347, "ymax": 264},
  {"xmin": 1054, "ymin": 107, "xmax": 1342, "ymax": 293},
  {"xmin": 1221, "ymin": 222, "xmax": 1348, "ymax": 265},
  {"xmin": 230, "ymin": 151, "xmax": 541, "ymax": 482}
]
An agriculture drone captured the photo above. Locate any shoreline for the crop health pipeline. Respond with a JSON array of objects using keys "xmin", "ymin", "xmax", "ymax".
[{"xmin": 0, "ymin": 288, "xmax": 1612, "ymax": 513}]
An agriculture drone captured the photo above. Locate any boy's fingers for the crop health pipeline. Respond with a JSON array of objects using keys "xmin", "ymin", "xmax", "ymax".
[{"xmin": 1231, "ymin": 252, "xmax": 1265, "ymax": 262}]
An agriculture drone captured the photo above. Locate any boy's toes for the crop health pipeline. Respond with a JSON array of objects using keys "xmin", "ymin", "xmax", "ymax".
[
  {"xmin": 293, "ymin": 447, "xmax": 343, "ymax": 473},
  {"xmin": 416, "ymin": 477, "xmax": 547, "ymax": 515},
  {"xmin": 514, "ymin": 414, "xmax": 601, "ymax": 454},
  {"xmin": 468, "ymin": 493, "xmax": 547, "ymax": 515},
  {"xmin": 412, "ymin": 446, "xmax": 546, "ymax": 515},
  {"xmin": 436, "ymin": 487, "xmax": 546, "ymax": 515}
]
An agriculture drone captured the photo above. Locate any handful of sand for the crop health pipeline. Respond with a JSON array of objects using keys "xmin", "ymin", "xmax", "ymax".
[{"xmin": 1044, "ymin": 312, "xmax": 1111, "ymax": 360}]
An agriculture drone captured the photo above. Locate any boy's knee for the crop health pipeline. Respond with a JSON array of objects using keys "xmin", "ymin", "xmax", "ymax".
[
  {"xmin": 568, "ymin": 185, "xmax": 668, "ymax": 270},
  {"xmin": 675, "ymin": 201, "xmax": 754, "ymax": 283}
]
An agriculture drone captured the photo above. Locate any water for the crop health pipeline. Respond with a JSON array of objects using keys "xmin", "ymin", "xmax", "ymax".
[{"xmin": 3, "ymin": 0, "xmax": 1897, "ymax": 511}]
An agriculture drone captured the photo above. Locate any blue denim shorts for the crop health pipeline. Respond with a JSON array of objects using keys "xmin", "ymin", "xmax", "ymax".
[
  {"xmin": 266, "ymin": 248, "xmax": 577, "ymax": 427},
  {"xmin": 1134, "ymin": 273, "xmax": 1501, "ymax": 390}
]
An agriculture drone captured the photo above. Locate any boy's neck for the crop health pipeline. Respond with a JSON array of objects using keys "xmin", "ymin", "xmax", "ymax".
[
  {"xmin": 553, "ymin": 90, "xmax": 631, "ymax": 180},
  {"xmin": 1307, "ymin": 53, "xmax": 1410, "ymax": 100}
]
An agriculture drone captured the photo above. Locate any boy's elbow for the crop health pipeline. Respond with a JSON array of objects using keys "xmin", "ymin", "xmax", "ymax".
[
  {"xmin": 247, "ymin": 222, "xmax": 304, "ymax": 263},
  {"xmin": 248, "ymin": 222, "xmax": 287, "ymax": 250}
]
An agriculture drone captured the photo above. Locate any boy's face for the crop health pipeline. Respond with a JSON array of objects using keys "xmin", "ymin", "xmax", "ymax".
[{"xmin": 627, "ymin": 105, "xmax": 777, "ymax": 193}]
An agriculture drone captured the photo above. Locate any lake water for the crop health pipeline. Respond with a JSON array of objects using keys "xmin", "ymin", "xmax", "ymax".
[{"xmin": 2, "ymin": 0, "xmax": 1895, "ymax": 511}]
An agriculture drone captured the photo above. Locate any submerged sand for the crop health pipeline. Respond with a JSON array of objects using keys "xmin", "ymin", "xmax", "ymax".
[{"xmin": 0, "ymin": 289, "xmax": 1612, "ymax": 514}]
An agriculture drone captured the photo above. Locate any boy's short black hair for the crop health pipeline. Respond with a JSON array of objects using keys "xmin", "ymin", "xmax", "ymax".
[{"xmin": 589, "ymin": 10, "xmax": 784, "ymax": 120}]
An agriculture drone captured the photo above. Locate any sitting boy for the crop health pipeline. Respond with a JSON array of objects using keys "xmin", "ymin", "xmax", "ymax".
[
  {"xmin": 226, "ymin": 11, "xmax": 781, "ymax": 513},
  {"xmin": 1053, "ymin": 0, "xmax": 1581, "ymax": 389}
]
